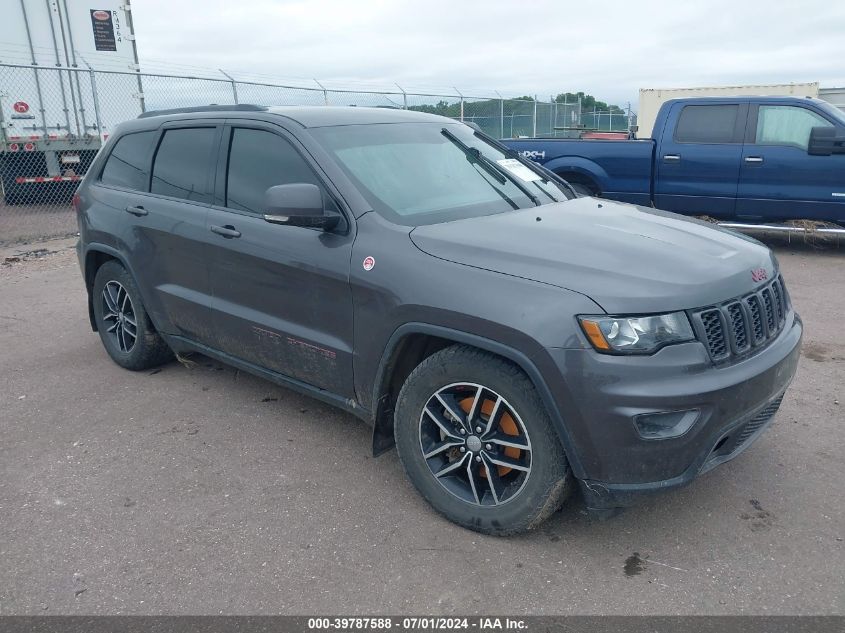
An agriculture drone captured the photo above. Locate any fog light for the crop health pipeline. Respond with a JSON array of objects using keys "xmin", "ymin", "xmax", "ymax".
[{"xmin": 634, "ymin": 409, "xmax": 700, "ymax": 440}]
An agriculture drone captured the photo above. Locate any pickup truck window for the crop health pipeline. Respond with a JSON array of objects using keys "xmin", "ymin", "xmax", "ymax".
[
  {"xmin": 675, "ymin": 105, "xmax": 739, "ymax": 144},
  {"xmin": 312, "ymin": 123, "xmax": 564, "ymax": 226},
  {"xmin": 756, "ymin": 105, "xmax": 833, "ymax": 150},
  {"xmin": 817, "ymin": 101, "xmax": 845, "ymax": 126}
]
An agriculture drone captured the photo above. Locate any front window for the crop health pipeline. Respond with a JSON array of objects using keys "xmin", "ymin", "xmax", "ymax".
[
  {"xmin": 815, "ymin": 101, "xmax": 845, "ymax": 126},
  {"xmin": 755, "ymin": 105, "xmax": 834, "ymax": 150},
  {"xmin": 311, "ymin": 123, "xmax": 572, "ymax": 225}
]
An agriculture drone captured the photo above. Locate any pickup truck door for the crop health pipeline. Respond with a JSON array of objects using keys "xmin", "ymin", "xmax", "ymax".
[
  {"xmin": 736, "ymin": 103, "xmax": 845, "ymax": 223},
  {"xmin": 654, "ymin": 102, "xmax": 748, "ymax": 217},
  {"xmin": 204, "ymin": 122, "xmax": 356, "ymax": 398}
]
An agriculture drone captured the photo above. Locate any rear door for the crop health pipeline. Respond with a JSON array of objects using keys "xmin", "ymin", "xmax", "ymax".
[
  {"xmin": 736, "ymin": 103, "xmax": 844, "ymax": 222},
  {"xmin": 654, "ymin": 102, "xmax": 748, "ymax": 217},
  {"xmin": 205, "ymin": 121, "xmax": 355, "ymax": 397},
  {"xmin": 126, "ymin": 122, "xmax": 221, "ymax": 343}
]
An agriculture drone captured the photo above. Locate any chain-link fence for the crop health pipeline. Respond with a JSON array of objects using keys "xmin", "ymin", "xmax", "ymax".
[{"xmin": 0, "ymin": 62, "xmax": 630, "ymax": 244}]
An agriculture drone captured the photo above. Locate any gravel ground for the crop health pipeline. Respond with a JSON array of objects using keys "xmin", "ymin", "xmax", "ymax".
[{"xmin": 0, "ymin": 235, "xmax": 843, "ymax": 615}]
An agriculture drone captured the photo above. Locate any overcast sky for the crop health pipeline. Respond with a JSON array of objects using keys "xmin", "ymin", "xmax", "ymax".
[{"xmin": 131, "ymin": 0, "xmax": 845, "ymax": 107}]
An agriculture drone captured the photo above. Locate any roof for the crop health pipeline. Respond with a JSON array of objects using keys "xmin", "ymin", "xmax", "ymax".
[
  {"xmin": 662, "ymin": 95, "xmax": 821, "ymax": 104},
  {"xmin": 136, "ymin": 104, "xmax": 455, "ymax": 128},
  {"xmin": 267, "ymin": 106, "xmax": 455, "ymax": 127}
]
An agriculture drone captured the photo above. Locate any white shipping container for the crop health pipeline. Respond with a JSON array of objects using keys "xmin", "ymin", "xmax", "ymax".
[
  {"xmin": 637, "ymin": 83, "xmax": 820, "ymax": 139},
  {"xmin": 819, "ymin": 87, "xmax": 845, "ymax": 111}
]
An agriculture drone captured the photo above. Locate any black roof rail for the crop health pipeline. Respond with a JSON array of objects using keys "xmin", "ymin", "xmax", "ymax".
[{"xmin": 137, "ymin": 104, "xmax": 268, "ymax": 119}]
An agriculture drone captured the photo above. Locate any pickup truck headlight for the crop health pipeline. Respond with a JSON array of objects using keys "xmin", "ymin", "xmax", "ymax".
[{"xmin": 579, "ymin": 312, "xmax": 694, "ymax": 354}]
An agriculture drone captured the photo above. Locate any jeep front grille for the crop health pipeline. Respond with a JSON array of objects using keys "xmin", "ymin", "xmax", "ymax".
[{"xmin": 690, "ymin": 275, "xmax": 789, "ymax": 364}]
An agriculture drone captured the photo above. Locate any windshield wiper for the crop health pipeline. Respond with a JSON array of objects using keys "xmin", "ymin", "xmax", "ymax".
[
  {"xmin": 441, "ymin": 128, "xmax": 540, "ymax": 206},
  {"xmin": 471, "ymin": 128, "xmax": 577, "ymax": 199}
]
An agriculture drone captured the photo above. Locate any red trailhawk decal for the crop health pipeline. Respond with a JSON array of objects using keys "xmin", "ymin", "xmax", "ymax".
[
  {"xmin": 362, "ymin": 256, "xmax": 375, "ymax": 271},
  {"xmin": 751, "ymin": 268, "xmax": 768, "ymax": 282}
]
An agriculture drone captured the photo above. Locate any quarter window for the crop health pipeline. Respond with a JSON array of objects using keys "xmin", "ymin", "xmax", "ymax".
[
  {"xmin": 675, "ymin": 105, "xmax": 739, "ymax": 144},
  {"xmin": 756, "ymin": 106, "xmax": 833, "ymax": 150},
  {"xmin": 100, "ymin": 131, "xmax": 156, "ymax": 191},
  {"xmin": 151, "ymin": 128, "xmax": 217, "ymax": 203},
  {"xmin": 225, "ymin": 128, "xmax": 327, "ymax": 214}
]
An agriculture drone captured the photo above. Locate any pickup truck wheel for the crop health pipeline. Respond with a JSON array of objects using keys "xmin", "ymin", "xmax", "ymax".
[
  {"xmin": 394, "ymin": 346, "xmax": 571, "ymax": 535},
  {"xmin": 92, "ymin": 261, "xmax": 173, "ymax": 371},
  {"xmin": 568, "ymin": 182, "xmax": 597, "ymax": 197}
]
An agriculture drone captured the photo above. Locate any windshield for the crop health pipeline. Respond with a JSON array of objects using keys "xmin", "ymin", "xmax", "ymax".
[
  {"xmin": 817, "ymin": 101, "xmax": 845, "ymax": 126},
  {"xmin": 311, "ymin": 122, "xmax": 573, "ymax": 225}
]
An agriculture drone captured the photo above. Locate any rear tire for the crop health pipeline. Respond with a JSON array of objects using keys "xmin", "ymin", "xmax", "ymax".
[
  {"xmin": 92, "ymin": 260, "xmax": 172, "ymax": 371},
  {"xmin": 394, "ymin": 345, "xmax": 572, "ymax": 535}
]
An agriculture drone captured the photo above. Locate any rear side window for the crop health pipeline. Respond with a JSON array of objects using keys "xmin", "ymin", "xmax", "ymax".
[
  {"xmin": 675, "ymin": 105, "xmax": 739, "ymax": 144},
  {"xmin": 151, "ymin": 128, "xmax": 217, "ymax": 203},
  {"xmin": 100, "ymin": 131, "xmax": 155, "ymax": 191},
  {"xmin": 225, "ymin": 128, "xmax": 325, "ymax": 214}
]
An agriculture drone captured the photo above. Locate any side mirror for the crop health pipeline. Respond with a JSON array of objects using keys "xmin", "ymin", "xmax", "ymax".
[
  {"xmin": 808, "ymin": 126, "xmax": 835, "ymax": 156},
  {"xmin": 262, "ymin": 183, "xmax": 339, "ymax": 231}
]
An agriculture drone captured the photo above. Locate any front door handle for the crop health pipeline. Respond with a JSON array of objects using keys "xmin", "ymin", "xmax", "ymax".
[
  {"xmin": 745, "ymin": 156, "xmax": 764, "ymax": 164},
  {"xmin": 210, "ymin": 224, "xmax": 241, "ymax": 238},
  {"xmin": 125, "ymin": 205, "xmax": 148, "ymax": 216},
  {"xmin": 663, "ymin": 154, "xmax": 681, "ymax": 162}
]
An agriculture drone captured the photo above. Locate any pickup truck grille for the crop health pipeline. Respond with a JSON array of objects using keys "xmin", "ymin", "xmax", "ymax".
[{"xmin": 690, "ymin": 275, "xmax": 789, "ymax": 364}]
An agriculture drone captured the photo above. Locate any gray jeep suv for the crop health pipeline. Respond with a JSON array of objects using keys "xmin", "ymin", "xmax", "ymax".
[{"xmin": 75, "ymin": 105, "xmax": 802, "ymax": 535}]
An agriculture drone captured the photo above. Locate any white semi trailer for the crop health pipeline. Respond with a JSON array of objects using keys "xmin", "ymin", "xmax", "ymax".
[{"xmin": 0, "ymin": 0, "xmax": 143, "ymax": 204}]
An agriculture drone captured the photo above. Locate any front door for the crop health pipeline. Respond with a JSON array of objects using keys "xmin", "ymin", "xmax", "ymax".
[
  {"xmin": 205, "ymin": 123, "xmax": 355, "ymax": 397},
  {"xmin": 736, "ymin": 103, "xmax": 845, "ymax": 223},
  {"xmin": 654, "ymin": 102, "xmax": 748, "ymax": 218}
]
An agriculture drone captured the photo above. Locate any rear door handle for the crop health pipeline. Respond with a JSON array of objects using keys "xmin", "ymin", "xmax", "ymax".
[
  {"xmin": 663, "ymin": 154, "xmax": 681, "ymax": 162},
  {"xmin": 210, "ymin": 224, "xmax": 241, "ymax": 238},
  {"xmin": 745, "ymin": 156, "xmax": 764, "ymax": 164},
  {"xmin": 125, "ymin": 205, "xmax": 148, "ymax": 216}
]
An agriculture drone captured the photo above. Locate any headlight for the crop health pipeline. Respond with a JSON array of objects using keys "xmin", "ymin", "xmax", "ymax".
[{"xmin": 578, "ymin": 312, "xmax": 694, "ymax": 354}]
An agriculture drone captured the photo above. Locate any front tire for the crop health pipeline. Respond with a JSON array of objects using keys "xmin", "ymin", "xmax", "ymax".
[
  {"xmin": 92, "ymin": 260, "xmax": 172, "ymax": 371},
  {"xmin": 394, "ymin": 346, "xmax": 571, "ymax": 535}
]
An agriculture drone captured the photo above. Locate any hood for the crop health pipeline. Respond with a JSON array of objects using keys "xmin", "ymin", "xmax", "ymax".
[{"xmin": 410, "ymin": 197, "xmax": 777, "ymax": 314}]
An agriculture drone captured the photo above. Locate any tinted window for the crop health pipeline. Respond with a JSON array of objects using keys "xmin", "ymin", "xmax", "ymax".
[
  {"xmin": 675, "ymin": 105, "xmax": 739, "ymax": 144},
  {"xmin": 756, "ymin": 105, "xmax": 833, "ymax": 150},
  {"xmin": 151, "ymin": 128, "xmax": 217, "ymax": 203},
  {"xmin": 100, "ymin": 131, "xmax": 155, "ymax": 190},
  {"xmin": 225, "ymin": 128, "xmax": 323, "ymax": 214}
]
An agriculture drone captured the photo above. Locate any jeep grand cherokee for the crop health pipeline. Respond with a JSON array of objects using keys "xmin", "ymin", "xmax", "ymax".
[{"xmin": 75, "ymin": 105, "xmax": 802, "ymax": 534}]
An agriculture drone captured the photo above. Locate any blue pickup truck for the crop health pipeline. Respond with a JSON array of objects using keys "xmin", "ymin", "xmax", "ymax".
[{"xmin": 503, "ymin": 96, "xmax": 845, "ymax": 225}]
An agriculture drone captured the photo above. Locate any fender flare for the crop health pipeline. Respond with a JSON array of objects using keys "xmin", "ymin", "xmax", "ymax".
[
  {"xmin": 371, "ymin": 322, "xmax": 586, "ymax": 478},
  {"xmin": 81, "ymin": 243, "xmax": 152, "ymax": 332},
  {"xmin": 542, "ymin": 156, "xmax": 608, "ymax": 192}
]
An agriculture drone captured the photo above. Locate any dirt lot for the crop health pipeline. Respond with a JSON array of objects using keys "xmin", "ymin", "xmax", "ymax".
[{"xmin": 0, "ymin": 235, "xmax": 843, "ymax": 615}]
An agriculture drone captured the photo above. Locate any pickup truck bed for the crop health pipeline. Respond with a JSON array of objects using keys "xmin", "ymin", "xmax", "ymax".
[{"xmin": 506, "ymin": 138, "xmax": 654, "ymax": 207}]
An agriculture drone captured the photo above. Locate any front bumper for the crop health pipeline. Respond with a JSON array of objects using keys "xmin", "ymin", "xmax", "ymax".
[{"xmin": 545, "ymin": 311, "xmax": 802, "ymax": 514}]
